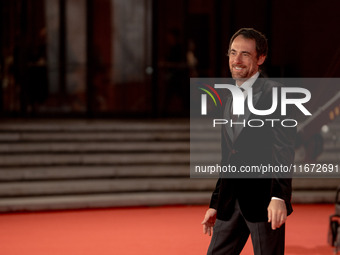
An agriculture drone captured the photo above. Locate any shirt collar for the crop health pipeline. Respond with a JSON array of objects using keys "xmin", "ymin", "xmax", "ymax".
[{"xmin": 237, "ymin": 72, "xmax": 259, "ymax": 91}]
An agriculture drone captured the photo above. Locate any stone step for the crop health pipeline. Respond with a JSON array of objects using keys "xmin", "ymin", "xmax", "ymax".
[
  {"xmin": 0, "ymin": 142, "xmax": 190, "ymax": 153},
  {"xmin": 2, "ymin": 166, "xmax": 337, "ymax": 188},
  {"xmin": 292, "ymin": 190, "xmax": 338, "ymax": 203},
  {"xmin": 0, "ymin": 192, "xmax": 210, "ymax": 212},
  {"xmin": 0, "ymin": 153, "xmax": 191, "ymax": 166},
  {"xmin": 0, "ymin": 131, "xmax": 190, "ymax": 142},
  {"xmin": 0, "ymin": 153, "xmax": 220, "ymax": 167},
  {"xmin": 0, "ymin": 178, "xmax": 337, "ymax": 197},
  {"xmin": 0, "ymin": 141, "xmax": 219, "ymax": 154},
  {"xmin": 0, "ymin": 118, "xmax": 337, "ymax": 213},
  {"xmin": 0, "ymin": 120, "xmax": 190, "ymax": 132},
  {"xmin": 292, "ymin": 178, "xmax": 340, "ymax": 190},
  {"xmin": 0, "ymin": 190, "xmax": 336, "ymax": 212},
  {"xmin": 0, "ymin": 178, "xmax": 217, "ymax": 197},
  {"xmin": 0, "ymin": 131, "xmax": 220, "ymax": 142},
  {"xmin": 0, "ymin": 165, "xmax": 190, "ymax": 181}
]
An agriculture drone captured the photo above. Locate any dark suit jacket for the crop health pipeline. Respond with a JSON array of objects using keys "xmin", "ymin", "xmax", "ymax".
[{"xmin": 209, "ymin": 76, "xmax": 296, "ymax": 222}]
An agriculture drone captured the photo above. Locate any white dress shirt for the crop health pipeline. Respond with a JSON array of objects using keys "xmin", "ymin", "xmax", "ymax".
[{"xmin": 236, "ymin": 72, "xmax": 284, "ymax": 203}]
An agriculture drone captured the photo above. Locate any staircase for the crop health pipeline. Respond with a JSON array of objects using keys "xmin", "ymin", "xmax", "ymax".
[{"xmin": 0, "ymin": 118, "xmax": 338, "ymax": 212}]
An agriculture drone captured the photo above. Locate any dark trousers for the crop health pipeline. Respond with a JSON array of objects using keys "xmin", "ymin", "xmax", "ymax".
[{"xmin": 207, "ymin": 200, "xmax": 285, "ymax": 255}]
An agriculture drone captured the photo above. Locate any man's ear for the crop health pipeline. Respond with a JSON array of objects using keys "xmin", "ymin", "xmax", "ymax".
[{"xmin": 257, "ymin": 55, "xmax": 266, "ymax": 66}]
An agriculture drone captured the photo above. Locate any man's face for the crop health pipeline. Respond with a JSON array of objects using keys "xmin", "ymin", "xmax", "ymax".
[{"xmin": 229, "ymin": 35, "xmax": 266, "ymax": 85}]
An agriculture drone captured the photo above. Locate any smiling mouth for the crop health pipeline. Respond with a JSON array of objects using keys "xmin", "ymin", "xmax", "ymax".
[{"xmin": 233, "ymin": 66, "xmax": 245, "ymax": 71}]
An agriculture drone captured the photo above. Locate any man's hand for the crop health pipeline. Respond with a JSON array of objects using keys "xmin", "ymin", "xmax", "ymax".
[
  {"xmin": 267, "ymin": 199, "xmax": 287, "ymax": 230},
  {"xmin": 201, "ymin": 208, "xmax": 217, "ymax": 236}
]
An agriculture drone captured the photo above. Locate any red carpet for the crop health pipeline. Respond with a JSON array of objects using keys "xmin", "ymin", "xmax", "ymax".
[{"xmin": 0, "ymin": 204, "xmax": 335, "ymax": 255}]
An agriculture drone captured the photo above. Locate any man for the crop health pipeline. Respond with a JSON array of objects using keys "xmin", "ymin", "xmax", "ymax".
[{"xmin": 201, "ymin": 28, "xmax": 296, "ymax": 254}]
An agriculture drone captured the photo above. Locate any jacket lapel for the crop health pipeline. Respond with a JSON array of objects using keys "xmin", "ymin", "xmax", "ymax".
[{"xmin": 224, "ymin": 95, "xmax": 234, "ymax": 141}]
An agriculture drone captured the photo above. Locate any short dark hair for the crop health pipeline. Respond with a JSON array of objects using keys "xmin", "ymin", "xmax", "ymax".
[{"xmin": 228, "ymin": 28, "xmax": 268, "ymax": 58}]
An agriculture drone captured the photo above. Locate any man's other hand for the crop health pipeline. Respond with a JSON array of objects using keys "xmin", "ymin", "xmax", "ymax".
[
  {"xmin": 201, "ymin": 208, "xmax": 217, "ymax": 236},
  {"xmin": 267, "ymin": 199, "xmax": 287, "ymax": 230}
]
